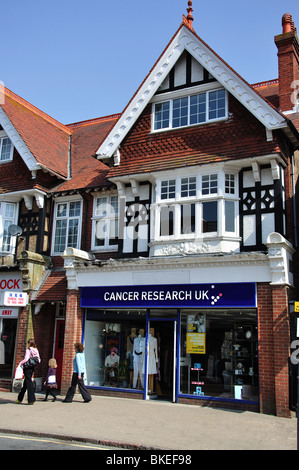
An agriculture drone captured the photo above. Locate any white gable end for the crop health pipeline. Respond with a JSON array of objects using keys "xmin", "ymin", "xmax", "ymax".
[{"xmin": 96, "ymin": 24, "xmax": 288, "ymax": 162}]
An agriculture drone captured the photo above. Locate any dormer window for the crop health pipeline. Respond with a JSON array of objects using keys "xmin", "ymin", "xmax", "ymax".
[
  {"xmin": 152, "ymin": 88, "xmax": 227, "ymax": 131},
  {"xmin": 0, "ymin": 135, "xmax": 13, "ymax": 162}
]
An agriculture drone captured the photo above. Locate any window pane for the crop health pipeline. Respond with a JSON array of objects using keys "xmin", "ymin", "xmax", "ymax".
[
  {"xmin": 190, "ymin": 93, "xmax": 206, "ymax": 124},
  {"xmin": 202, "ymin": 201, "xmax": 217, "ymax": 232},
  {"xmin": 154, "ymin": 102, "xmax": 170, "ymax": 130},
  {"xmin": 209, "ymin": 90, "xmax": 226, "ymax": 120},
  {"xmin": 0, "ymin": 138, "xmax": 12, "ymax": 161},
  {"xmin": 225, "ymin": 201, "xmax": 235, "ymax": 232},
  {"xmin": 225, "ymin": 174, "xmax": 235, "ymax": 194},
  {"xmin": 57, "ymin": 203, "xmax": 67, "ymax": 218},
  {"xmin": 2, "ymin": 220, "xmax": 11, "ymax": 251},
  {"xmin": 68, "ymin": 219, "xmax": 79, "ymax": 247},
  {"xmin": 160, "ymin": 205, "xmax": 174, "ymax": 236},
  {"xmin": 181, "ymin": 177, "xmax": 196, "ymax": 198},
  {"xmin": 54, "ymin": 219, "xmax": 67, "ymax": 252},
  {"xmin": 202, "ymin": 174, "xmax": 218, "ymax": 195},
  {"xmin": 161, "ymin": 180, "xmax": 176, "ymax": 200},
  {"xmin": 69, "ymin": 201, "xmax": 81, "ymax": 217},
  {"xmin": 173, "ymin": 97, "xmax": 188, "ymax": 128},
  {"xmin": 181, "ymin": 204, "xmax": 195, "ymax": 234}
]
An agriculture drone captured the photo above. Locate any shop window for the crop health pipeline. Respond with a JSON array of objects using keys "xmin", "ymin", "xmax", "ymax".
[
  {"xmin": 179, "ymin": 310, "xmax": 258, "ymax": 402},
  {"xmin": 84, "ymin": 310, "xmax": 146, "ymax": 390},
  {"xmin": 0, "ymin": 318, "xmax": 17, "ymax": 379}
]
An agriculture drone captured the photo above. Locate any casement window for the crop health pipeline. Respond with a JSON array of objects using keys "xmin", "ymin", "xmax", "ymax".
[
  {"xmin": 92, "ymin": 195, "xmax": 119, "ymax": 250},
  {"xmin": 153, "ymin": 88, "xmax": 227, "ymax": 131},
  {"xmin": 52, "ymin": 199, "xmax": 82, "ymax": 254},
  {"xmin": 154, "ymin": 172, "xmax": 237, "ymax": 240},
  {"xmin": 0, "ymin": 135, "xmax": 13, "ymax": 162},
  {"xmin": 0, "ymin": 202, "xmax": 18, "ymax": 252}
]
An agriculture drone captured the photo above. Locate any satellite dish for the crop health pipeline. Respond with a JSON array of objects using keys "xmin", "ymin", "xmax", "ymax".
[{"xmin": 8, "ymin": 224, "xmax": 23, "ymax": 236}]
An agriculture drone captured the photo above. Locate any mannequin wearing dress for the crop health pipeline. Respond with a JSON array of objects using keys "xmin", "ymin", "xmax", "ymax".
[{"xmin": 147, "ymin": 328, "xmax": 158, "ymax": 393}]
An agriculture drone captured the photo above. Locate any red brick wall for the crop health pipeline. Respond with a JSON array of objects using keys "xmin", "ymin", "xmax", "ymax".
[
  {"xmin": 60, "ymin": 290, "xmax": 83, "ymax": 394},
  {"xmin": 257, "ymin": 283, "xmax": 291, "ymax": 417}
]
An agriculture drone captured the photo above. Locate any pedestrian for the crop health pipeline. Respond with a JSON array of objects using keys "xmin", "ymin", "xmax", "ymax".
[
  {"xmin": 43, "ymin": 358, "xmax": 58, "ymax": 402},
  {"xmin": 62, "ymin": 342, "xmax": 91, "ymax": 403},
  {"xmin": 16, "ymin": 338, "xmax": 41, "ymax": 405}
]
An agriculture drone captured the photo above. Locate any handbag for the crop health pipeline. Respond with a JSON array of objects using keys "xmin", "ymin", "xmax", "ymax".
[{"xmin": 23, "ymin": 355, "xmax": 39, "ymax": 369}]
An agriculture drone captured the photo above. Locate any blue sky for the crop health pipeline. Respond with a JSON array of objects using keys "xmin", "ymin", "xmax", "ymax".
[{"xmin": 1, "ymin": 0, "xmax": 298, "ymax": 124}]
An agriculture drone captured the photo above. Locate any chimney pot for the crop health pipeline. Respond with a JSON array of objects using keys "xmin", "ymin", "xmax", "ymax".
[{"xmin": 282, "ymin": 13, "xmax": 294, "ymax": 34}]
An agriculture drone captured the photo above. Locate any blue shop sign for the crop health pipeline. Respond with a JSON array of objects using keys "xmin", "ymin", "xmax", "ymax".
[{"xmin": 81, "ymin": 283, "xmax": 256, "ymax": 309}]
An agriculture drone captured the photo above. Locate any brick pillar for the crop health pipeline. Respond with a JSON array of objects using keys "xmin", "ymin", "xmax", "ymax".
[
  {"xmin": 60, "ymin": 289, "xmax": 83, "ymax": 394},
  {"xmin": 257, "ymin": 283, "xmax": 291, "ymax": 417},
  {"xmin": 272, "ymin": 285, "xmax": 291, "ymax": 417},
  {"xmin": 257, "ymin": 283, "xmax": 276, "ymax": 415}
]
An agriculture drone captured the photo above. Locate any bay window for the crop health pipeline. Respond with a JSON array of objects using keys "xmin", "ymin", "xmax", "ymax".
[{"xmin": 154, "ymin": 171, "xmax": 238, "ymax": 241}]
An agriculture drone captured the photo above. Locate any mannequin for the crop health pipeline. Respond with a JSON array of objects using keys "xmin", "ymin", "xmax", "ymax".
[
  {"xmin": 147, "ymin": 328, "xmax": 158, "ymax": 393},
  {"xmin": 133, "ymin": 329, "xmax": 145, "ymax": 388}
]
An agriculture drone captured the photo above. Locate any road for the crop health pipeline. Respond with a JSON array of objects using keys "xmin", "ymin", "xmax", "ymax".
[{"xmin": 0, "ymin": 433, "xmax": 121, "ymax": 450}]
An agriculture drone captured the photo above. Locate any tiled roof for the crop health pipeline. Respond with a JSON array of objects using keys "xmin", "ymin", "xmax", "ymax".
[
  {"xmin": 33, "ymin": 271, "xmax": 67, "ymax": 303},
  {"xmin": 1, "ymin": 87, "xmax": 71, "ymax": 179},
  {"xmin": 107, "ymin": 95, "xmax": 281, "ymax": 179},
  {"xmin": 52, "ymin": 115, "xmax": 120, "ymax": 193}
]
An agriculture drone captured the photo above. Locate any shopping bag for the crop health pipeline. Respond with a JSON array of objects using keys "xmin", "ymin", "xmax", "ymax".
[{"xmin": 14, "ymin": 365, "xmax": 24, "ymax": 380}]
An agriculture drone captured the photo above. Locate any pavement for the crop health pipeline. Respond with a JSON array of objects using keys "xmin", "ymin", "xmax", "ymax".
[{"xmin": 0, "ymin": 391, "xmax": 297, "ymax": 450}]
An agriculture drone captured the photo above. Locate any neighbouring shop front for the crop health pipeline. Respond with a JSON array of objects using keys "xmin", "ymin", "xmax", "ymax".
[
  {"xmin": 81, "ymin": 282, "xmax": 258, "ymax": 406},
  {"xmin": 0, "ymin": 273, "xmax": 22, "ymax": 383}
]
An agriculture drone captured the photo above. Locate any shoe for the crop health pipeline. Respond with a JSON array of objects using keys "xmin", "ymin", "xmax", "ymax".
[
  {"xmin": 28, "ymin": 402, "xmax": 35, "ymax": 405},
  {"xmin": 16, "ymin": 399, "xmax": 21, "ymax": 404},
  {"xmin": 83, "ymin": 399, "xmax": 91, "ymax": 403},
  {"xmin": 52, "ymin": 397, "xmax": 56, "ymax": 402},
  {"xmin": 42, "ymin": 398, "xmax": 48, "ymax": 401},
  {"xmin": 62, "ymin": 400, "xmax": 72, "ymax": 403}
]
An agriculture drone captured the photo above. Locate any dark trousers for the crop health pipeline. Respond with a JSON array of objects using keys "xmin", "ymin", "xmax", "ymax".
[
  {"xmin": 18, "ymin": 367, "xmax": 36, "ymax": 403},
  {"xmin": 64, "ymin": 373, "xmax": 91, "ymax": 402}
]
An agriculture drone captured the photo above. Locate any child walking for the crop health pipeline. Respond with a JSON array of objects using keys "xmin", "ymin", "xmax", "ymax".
[{"xmin": 43, "ymin": 358, "xmax": 58, "ymax": 402}]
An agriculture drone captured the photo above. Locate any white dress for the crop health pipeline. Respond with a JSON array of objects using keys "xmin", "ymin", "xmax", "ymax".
[{"xmin": 147, "ymin": 334, "xmax": 158, "ymax": 374}]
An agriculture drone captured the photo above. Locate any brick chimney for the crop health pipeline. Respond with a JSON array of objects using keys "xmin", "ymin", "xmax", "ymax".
[{"xmin": 275, "ymin": 13, "xmax": 299, "ymax": 113}]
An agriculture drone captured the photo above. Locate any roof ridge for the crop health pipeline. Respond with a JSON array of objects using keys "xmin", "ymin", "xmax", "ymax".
[
  {"xmin": 66, "ymin": 113, "xmax": 121, "ymax": 129},
  {"xmin": 0, "ymin": 84, "xmax": 72, "ymax": 135}
]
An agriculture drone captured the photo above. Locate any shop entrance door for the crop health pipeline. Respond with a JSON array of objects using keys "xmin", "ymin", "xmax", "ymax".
[{"xmin": 146, "ymin": 320, "xmax": 177, "ymax": 402}]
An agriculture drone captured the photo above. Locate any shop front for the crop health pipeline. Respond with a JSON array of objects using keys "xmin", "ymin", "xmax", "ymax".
[
  {"xmin": 81, "ymin": 282, "xmax": 258, "ymax": 406},
  {"xmin": 0, "ymin": 272, "xmax": 22, "ymax": 385}
]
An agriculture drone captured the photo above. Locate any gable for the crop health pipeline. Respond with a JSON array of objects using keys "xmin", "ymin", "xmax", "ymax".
[
  {"xmin": 96, "ymin": 23, "xmax": 290, "ymax": 163},
  {"xmin": 0, "ymin": 85, "xmax": 70, "ymax": 180}
]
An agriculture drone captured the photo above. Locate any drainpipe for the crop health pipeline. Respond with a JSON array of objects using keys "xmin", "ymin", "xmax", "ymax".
[{"xmin": 291, "ymin": 154, "xmax": 298, "ymax": 247}]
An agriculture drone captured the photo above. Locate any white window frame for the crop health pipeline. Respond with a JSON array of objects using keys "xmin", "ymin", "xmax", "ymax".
[
  {"xmin": 0, "ymin": 201, "xmax": 18, "ymax": 253},
  {"xmin": 153, "ymin": 170, "xmax": 238, "ymax": 241},
  {"xmin": 91, "ymin": 193, "xmax": 119, "ymax": 251},
  {"xmin": 151, "ymin": 84, "xmax": 228, "ymax": 132},
  {"xmin": 0, "ymin": 132, "xmax": 14, "ymax": 163},
  {"xmin": 51, "ymin": 197, "xmax": 83, "ymax": 255}
]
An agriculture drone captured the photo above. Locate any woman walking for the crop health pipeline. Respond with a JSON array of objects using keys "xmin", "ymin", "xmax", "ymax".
[
  {"xmin": 16, "ymin": 339, "xmax": 41, "ymax": 405},
  {"xmin": 63, "ymin": 342, "xmax": 91, "ymax": 403}
]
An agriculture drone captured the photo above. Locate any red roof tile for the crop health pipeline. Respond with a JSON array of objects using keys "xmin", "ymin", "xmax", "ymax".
[{"xmin": 33, "ymin": 271, "xmax": 67, "ymax": 303}]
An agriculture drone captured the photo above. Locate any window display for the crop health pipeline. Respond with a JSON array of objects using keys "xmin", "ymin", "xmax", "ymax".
[
  {"xmin": 0, "ymin": 318, "xmax": 17, "ymax": 378},
  {"xmin": 84, "ymin": 310, "xmax": 146, "ymax": 390},
  {"xmin": 179, "ymin": 309, "xmax": 258, "ymax": 402}
]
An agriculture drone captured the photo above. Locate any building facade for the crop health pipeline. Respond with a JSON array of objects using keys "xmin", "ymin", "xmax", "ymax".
[{"xmin": 0, "ymin": 6, "xmax": 299, "ymax": 417}]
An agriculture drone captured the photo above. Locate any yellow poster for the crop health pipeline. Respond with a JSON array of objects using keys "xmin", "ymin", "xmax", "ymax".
[{"xmin": 186, "ymin": 332, "xmax": 205, "ymax": 354}]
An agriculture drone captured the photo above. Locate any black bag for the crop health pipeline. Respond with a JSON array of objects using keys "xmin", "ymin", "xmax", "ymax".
[{"xmin": 23, "ymin": 356, "xmax": 39, "ymax": 369}]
